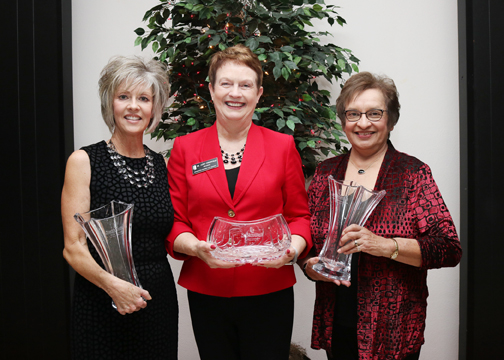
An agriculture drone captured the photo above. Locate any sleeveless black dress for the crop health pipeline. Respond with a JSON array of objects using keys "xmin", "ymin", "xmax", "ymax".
[{"xmin": 71, "ymin": 141, "xmax": 178, "ymax": 359}]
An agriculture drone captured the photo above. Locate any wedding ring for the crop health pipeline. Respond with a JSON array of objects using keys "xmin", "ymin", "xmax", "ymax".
[{"xmin": 354, "ymin": 240, "xmax": 359, "ymax": 247}]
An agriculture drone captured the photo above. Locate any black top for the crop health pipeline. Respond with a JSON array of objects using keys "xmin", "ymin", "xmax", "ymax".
[
  {"xmin": 225, "ymin": 166, "xmax": 240, "ymax": 199},
  {"xmin": 71, "ymin": 141, "xmax": 178, "ymax": 359}
]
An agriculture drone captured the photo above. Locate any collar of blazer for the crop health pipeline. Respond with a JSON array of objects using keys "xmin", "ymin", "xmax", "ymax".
[{"xmin": 201, "ymin": 122, "xmax": 266, "ymax": 207}]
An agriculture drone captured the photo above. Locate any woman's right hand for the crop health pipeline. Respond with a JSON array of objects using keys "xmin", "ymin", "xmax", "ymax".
[
  {"xmin": 62, "ymin": 150, "xmax": 150, "ymax": 314},
  {"xmin": 173, "ymin": 232, "xmax": 240, "ymax": 269},
  {"xmin": 303, "ymin": 257, "xmax": 351, "ymax": 287},
  {"xmin": 104, "ymin": 275, "xmax": 152, "ymax": 315},
  {"xmin": 193, "ymin": 241, "xmax": 240, "ymax": 269}
]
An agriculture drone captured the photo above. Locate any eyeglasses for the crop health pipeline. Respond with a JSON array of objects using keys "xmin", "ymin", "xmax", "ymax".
[{"xmin": 344, "ymin": 109, "xmax": 387, "ymax": 122}]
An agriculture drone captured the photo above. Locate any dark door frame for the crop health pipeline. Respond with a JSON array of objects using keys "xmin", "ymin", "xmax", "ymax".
[
  {"xmin": 458, "ymin": 0, "xmax": 504, "ymax": 359},
  {"xmin": 1, "ymin": 0, "xmax": 73, "ymax": 358}
]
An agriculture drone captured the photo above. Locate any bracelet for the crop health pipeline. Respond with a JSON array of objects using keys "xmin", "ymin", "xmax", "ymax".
[
  {"xmin": 302, "ymin": 262, "xmax": 316, "ymax": 282},
  {"xmin": 389, "ymin": 238, "xmax": 399, "ymax": 260},
  {"xmin": 287, "ymin": 246, "xmax": 299, "ymax": 265}
]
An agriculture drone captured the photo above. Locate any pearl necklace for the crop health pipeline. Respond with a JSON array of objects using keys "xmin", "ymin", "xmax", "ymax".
[{"xmin": 107, "ymin": 140, "xmax": 155, "ymax": 188}]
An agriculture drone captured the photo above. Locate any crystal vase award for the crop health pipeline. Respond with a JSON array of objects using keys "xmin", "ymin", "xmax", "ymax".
[
  {"xmin": 312, "ymin": 175, "xmax": 386, "ymax": 281},
  {"xmin": 207, "ymin": 214, "xmax": 291, "ymax": 263},
  {"xmin": 74, "ymin": 200, "xmax": 141, "ymax": 309}
]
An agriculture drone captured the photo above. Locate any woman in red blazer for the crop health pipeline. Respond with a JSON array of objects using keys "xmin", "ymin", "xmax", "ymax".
[{"xmin": 166, "ymin": 45, "xmax": 312, "ymax": 359}]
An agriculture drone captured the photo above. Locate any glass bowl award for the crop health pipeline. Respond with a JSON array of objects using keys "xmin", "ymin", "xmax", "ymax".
[{"xmin": 207, "ymin": 214, "xmax": 291, "ymax": 263}]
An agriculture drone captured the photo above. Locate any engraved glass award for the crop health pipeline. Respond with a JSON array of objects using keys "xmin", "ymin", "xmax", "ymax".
[
  {"xmin": 207, "ymin": 214, "xmax": 291, "ymax": 263},
  {"xmin": 312, "ymin": 176, "xmax": 386, "ymax": 281},
  {"xmin": 74, "ymin": 200, "xmax": 141, "ymax": 309}
]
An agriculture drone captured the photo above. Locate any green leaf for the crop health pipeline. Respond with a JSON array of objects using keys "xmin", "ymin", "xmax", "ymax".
[
  {"xmin": 313, "ymin": 4, "xmax": 323, "ymax": 11},
  {"xmin": 273, "ymin": 65, "xmax": 282, "ymax": 80},
  {"xmin": 152, "ymin": 42, "xmax": 159, "ymax": 53},
  {"xmin": 199, "ymin": 7, "xmax": 213, "ymax": 20},
  {"xmin": 141, "ymin": 37, "xmax": 150, "ymax": 50},
  {"xmin": 187, "ymin": 118, "xmax": 196, "ymax": 126},
  {"xmin": 257, "ymin": 36, "xmax": 273, "ymax": 44},
  {"xmin": 192, "ymin": 4, "xmax": 204, "ymax": 11},
  {"xmin": 284, "ymin": 61, "xmax": 298, "ymax": 70},
  {"xmin": 273, "ymin": 108, "xmax": 284, "ymax": 117},
  {"xmin": 134, "ymin": 28, "xmax": 145, "ymax": 36},
  {"xmin": 286, "ymin": 119, "xmax": 295, "ymax": 131},
  {"xmin": 352, "ymin": 63, "xmax": 359, "ymax": 72},
  {"xmin": 302, "ymin": 94, "xmax": 312, "ymax": 101},
  {"xmin": 280, "ymin": 46, "xmax": 295, "ymax": 52},
  {"xmin": 134, "ymin": 36, "xmax": 143, "ymax": 47},
  {"xmin": 245, "ymin": 37, "xmax": 259, "ymax": 51},
  {"xmin": 276, "ymin": 118, "xmax": 286, "ymax": 130},
  {"xmin": 281, "ymin": 67, "xmax": 290, "ymax": 81},
  {"xmin": 269, "ymin": 52, "xmax": 282, "ymax": 63},
  {"xmin": 350, "ymin": 55, "xmax": 360, "ymax": 62},
  {"xmin": 337, "ymin": 58, "xmax": 346, "ymax": 69},
  {"xmin": 307, "ymin": 140, "xmax": 316, "ymax": 148},
  {"xmin": 288, "ymin": 115, "xmax": 302, "ymax": 124},
  {"xmin": 209, "ymin": 37, "xmax": 220, "ymax": 46}
]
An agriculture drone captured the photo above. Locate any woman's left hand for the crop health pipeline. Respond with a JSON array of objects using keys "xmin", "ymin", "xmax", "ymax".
[
  {"xmin": 254, "ymin": 235, "xmax": 306, "ymax": 269},
  {"xmin": 254, "ymin": 245, "xmax": 297, "ymax": 269},
  {"xmin": 338, "ymin": 224, "xmax": 392, "ymax": 258}
]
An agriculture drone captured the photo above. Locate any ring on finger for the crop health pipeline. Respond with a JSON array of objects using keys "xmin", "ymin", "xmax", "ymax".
[{"xmin": 354, "ymin": 240, "xmax": 360, "ymax": 247}]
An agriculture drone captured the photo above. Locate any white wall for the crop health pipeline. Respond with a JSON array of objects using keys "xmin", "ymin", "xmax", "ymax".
[{"xmin": 72, "ymin": 1, "xmax": 460, "ymax": 359}]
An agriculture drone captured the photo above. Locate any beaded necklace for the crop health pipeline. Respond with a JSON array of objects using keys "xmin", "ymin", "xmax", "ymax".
[{"xmin": 107, "ymin": 140, "xmax": 155, "ymax": 188}]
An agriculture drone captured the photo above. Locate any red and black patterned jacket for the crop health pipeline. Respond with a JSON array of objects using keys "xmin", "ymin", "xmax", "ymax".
[{"xmin": 307, "ymin": 142, "xmax": 462, "ymax": 360}]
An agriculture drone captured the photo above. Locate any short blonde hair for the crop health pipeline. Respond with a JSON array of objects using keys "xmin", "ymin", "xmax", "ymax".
[{"xmin": 98, "ymin": 55, "xmax": 170, "ymax": 133}]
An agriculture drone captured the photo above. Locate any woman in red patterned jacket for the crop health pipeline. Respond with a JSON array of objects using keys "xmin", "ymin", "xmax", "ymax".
[{"xmin": 300, "ymin": 72, "xmax": 462, "ymax": 360}]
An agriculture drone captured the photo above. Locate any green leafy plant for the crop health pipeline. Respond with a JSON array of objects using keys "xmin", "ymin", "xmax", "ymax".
[{"xmin": 135, "ymin": 0, "xmax": 359, "ymax": 177}]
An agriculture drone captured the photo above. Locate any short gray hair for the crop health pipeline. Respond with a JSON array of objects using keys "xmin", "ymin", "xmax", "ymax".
[{"xmin": 98, "ymin": 55, "xmax": 170, "ymax": 133}]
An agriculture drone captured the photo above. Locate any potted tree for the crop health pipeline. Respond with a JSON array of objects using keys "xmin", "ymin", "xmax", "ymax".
[{"xmin": 135, "ymin": 0, "xmax": 359, "ymax": 177}]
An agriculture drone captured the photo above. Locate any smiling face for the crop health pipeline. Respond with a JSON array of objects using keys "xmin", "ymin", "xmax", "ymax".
[
  {"xmin": 209, "ymin": 61, "xmax": 263, "ymax": 125},
  {"xmin": 343, "ymin": 88, "xmax": 393, "ymax": 156},
  {"xmin": 112, "ymin": 82, "xmax": 153, "ymax": 137}
]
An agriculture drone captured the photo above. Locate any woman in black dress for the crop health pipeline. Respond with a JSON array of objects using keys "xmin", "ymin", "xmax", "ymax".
[{"xmin": 61, "ymin": 56, "xmax": 178, "ymax": 359}]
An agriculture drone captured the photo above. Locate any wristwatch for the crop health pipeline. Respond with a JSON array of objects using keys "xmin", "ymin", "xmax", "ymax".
[{"xmin": 390, "ymin": 238, "xmax": 399, "ymax": 259}]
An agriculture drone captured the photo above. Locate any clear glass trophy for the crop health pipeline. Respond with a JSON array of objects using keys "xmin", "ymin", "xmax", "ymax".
[
  {"xmin": 74, "ymin": 200, "xmax": 141, "ymax": 309},
  {"xmin": 312, "ymin": 175, "xmax": 386, "ymax": 281},
  {"xmin": 207, "ymin": 214, "xmax": 291, "ymax": 264}
]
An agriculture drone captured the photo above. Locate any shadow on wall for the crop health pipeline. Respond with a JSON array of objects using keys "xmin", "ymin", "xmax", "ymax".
[{"xmin": 290, "ymin": 343, "xmax": 311, "ymax": 360}]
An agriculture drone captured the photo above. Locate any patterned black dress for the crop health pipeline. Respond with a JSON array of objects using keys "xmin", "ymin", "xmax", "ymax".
[{"xmin": 71, "ymin": 141, "xmax": 178, "ymax": 359}]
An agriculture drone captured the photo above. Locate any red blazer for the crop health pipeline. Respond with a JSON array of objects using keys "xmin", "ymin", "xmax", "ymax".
[{"xmin": 166, "ymin": 123, "xmax": 312, "ymax": 297}]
